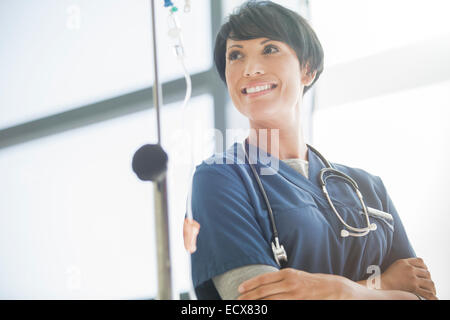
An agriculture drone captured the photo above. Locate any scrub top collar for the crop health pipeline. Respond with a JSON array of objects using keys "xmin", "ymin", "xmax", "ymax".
[{"xmin": 238, "ymin": 139, "xmax": 347, "ymax": 208}]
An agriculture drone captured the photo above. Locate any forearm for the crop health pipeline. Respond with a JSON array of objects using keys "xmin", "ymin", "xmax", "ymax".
[
  {"xmin": 213, "ymin": 264, "xmax": 279, "ymax": 299},
  {"xmin": 347, "ymin": 278, "xmax": 419, "ymax": 300},
  {"xmin": 218, "ymin": 267, "xmax": 421, "ymax": 300},
  {"xmin": 356, "ymin": 286, "xmax": 419, "ymax": 300}
]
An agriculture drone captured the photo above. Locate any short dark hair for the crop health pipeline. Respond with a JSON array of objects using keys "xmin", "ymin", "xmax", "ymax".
[{"xmin": 214, "ymin": 0, "xmax": 324, "ymax": 95}]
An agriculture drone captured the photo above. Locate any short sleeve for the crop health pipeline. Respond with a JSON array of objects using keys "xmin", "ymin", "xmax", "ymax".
[
  {"xmin": 190, "ymin": 163, "xmax": 278, "ymax": 299},
  {"xmin": 376, "ymin": 176, "xmax": 417, "ymax": 271}
]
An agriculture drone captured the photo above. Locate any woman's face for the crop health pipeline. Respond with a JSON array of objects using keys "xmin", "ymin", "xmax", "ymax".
[{"xmin": 225, "ymin": 37, "xmax": 313, "ymax": 124}]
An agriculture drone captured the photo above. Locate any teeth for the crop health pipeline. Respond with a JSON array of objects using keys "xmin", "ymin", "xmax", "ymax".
[{"xmin": 246, "ymin": 84, "xmax": 273, "ymax": 94}]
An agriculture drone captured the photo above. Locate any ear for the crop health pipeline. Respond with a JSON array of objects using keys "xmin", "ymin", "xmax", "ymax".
[{"xmin": 300, "ymin": 63, "xmax": 317, "ymax": 86}]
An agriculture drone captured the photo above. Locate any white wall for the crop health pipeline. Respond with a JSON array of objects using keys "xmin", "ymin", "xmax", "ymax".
[{"xmin": 311, "ymin": 0, "xmax": 450, "ymax": 299}]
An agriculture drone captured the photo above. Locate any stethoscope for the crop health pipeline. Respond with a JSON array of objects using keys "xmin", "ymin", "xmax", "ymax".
[{"xmin": 242, "ymin": 141, "xmax": 379, "ymax": 267}]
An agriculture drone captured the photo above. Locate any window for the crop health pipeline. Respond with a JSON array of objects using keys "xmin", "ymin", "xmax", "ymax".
[
  {"xmin": 0, "ymin": 94, "xmax": 214, "ymax": 299},
  {"xmin": 223, "ymin": 0, "xmax": 304, "ymax": 16},
  {"xmin": 310, "ymin": 0, "xmax": 450, "ymax": 67},
  {"xmin": 0, "ymin": 0, "xmax": 212, "ymax": 129}
]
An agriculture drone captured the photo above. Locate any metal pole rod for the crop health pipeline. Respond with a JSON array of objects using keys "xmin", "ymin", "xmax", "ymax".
[
  {"xmin": 150, "ymin": 0, "xmax": 163, "ymax": 145},
  {"xmin": 149, "ymin": 0, "xmax": 172, "ymax": 300},
  {"xmin": 153, "ymin": 178, "xmax": 172, "ymax": 300}
]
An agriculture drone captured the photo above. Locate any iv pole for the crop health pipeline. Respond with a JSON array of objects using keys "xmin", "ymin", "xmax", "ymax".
[
  {"xmin": 149, "ymin": 0, "xmax": 172, "ymax": 300},
  {"xmin": 133, "ymin": 0, "xmax": 190, "ymax": 300}
]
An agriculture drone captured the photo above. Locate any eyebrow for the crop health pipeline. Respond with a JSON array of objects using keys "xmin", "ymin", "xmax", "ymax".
[{"xmin": 227, "ymin": 39, "xmax": 272, "ymax": 51}]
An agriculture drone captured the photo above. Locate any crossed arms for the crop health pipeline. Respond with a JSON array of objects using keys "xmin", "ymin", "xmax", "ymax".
[
  {"xmin": 184, "ymin": 218, "xmax": 437, "ymax": 300},
  {"xmin": 214, "ymin": 257, "xmax": 437, "ymax": 300}
]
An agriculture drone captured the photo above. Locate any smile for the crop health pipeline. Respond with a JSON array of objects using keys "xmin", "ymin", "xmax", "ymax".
[{"xmin": 241, "ymin": 84, "xmax": 278, "ymax": 98}]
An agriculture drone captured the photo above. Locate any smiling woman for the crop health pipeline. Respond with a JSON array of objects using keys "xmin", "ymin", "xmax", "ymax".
[
  {"xmin": 214, "ymin": 0, "xmax": 323, "ymax": 161},
  {"xmin": 186, "ymin": 0, "xmax": 437, "ymax": 301},
  {"xmin": 224, "ymin": 38, "xmax": 312, "ymax": 126},
  {"xmin": 214, "ymin": 2, "xmax": 323, "ymax": 95}
]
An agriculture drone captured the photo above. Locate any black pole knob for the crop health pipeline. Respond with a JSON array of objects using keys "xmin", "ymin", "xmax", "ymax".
[{"xmin": 132, "ymin": 144, "xmax": 168, "ymax": 182}]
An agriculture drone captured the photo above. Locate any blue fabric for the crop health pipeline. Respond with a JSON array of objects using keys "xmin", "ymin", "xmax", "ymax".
[{"xmin": 190, "ymin": 142, "xmax": 416, "ymax": 299}]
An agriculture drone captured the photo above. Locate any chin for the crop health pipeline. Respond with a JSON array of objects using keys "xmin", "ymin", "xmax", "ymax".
[
  {"xmin": 234, "ymin": 98, "xmax": 281, "ymax": 119},
  {"xmin": 248, "ymin": 110, "xmax": 281, "ymax": 123},
  {"xmin": 250, "ymin": 102, "xmax": 280, "ymax": 115}
]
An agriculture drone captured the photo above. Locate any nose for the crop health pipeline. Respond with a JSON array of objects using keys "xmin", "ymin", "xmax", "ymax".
[{"xmin": 243, "ymin": 57, "xmax": 265, "ymax": 77}]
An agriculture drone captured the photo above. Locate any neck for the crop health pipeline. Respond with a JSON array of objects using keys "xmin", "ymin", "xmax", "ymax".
[
  {"xmin": 247, "ymin": 120, "xmax": 308, "ymax": 161},
  {"xmin": 245, "ymin": 97, "xmax": 309, "ymax": 161}
]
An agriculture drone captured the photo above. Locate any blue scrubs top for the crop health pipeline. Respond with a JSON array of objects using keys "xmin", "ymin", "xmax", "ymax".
[{"xmin": 190, "ymin": 142, "xmax": 416, "ymax": 299}]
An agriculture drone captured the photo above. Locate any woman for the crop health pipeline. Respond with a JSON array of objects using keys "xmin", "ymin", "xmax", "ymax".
[{"xmin": 184, "ymin": 0, "xmax": 437, "ymax": 300}]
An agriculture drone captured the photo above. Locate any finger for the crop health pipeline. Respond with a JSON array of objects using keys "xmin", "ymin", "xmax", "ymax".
[
  {"xmin": 238, "ymin": 281, "xmax": 287, "ymax": 300},
  {"xmin": 416, "ymin": 287, "xmax": 438, "ymax": 300},
  {"xmin": 184, "ymin": 218, "xmax": 200, "ymax": 231},
  {"xmin": 414, "ymin": 268, "xmax": 436, "ymax": 295},
  {"xmin": 418, "ymin": 278, "xmax": 437, "ymax": 295},
  {"xmin": 183, "ymin": 218, "xmax": 200, "ymax": 253},
  {"xmin": 418, "ymin": 278, "xmax": 434, "ymax": 292},
  {"xmin": 408, "ymin": 257, "xmax": 428, "ymax": 270},
  {"xmin": 415, "ymin": 268, "xmax": 431, "ymax": 279},
  {"xmin": 238, "ymin": 270, "xmax": 283, "ymax": 294},
  {"xmin": 188, "ymin": 229, "xmax": 199, "ymax": 253}
]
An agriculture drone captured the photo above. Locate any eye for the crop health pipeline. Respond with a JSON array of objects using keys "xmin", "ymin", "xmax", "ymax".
[
  {"xmin": 227, "ymin": 44, "xmax": 279, "ymax": 62},
  {"xmin": 263, "ymin": 44, "xmax": 279, "ymax": 55},
  {"xmin": 227, "ymin": 50, "xmax": 242, "ymax": 61}
]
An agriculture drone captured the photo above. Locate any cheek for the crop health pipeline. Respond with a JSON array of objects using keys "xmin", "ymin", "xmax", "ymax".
[
  {"xmin": 224, "ymin": 68, "xmax": 232, "ymax": 89},
  {"xmin": 225, "ymin": 68, "xmax": 240, "ymax": 98},
  {"xmin": 280, "ymin": 65, "xmax": 302, "ymax": 95}
]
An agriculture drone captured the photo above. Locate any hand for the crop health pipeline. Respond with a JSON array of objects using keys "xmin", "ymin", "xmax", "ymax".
[
  {"xmin": 237, "ymin": 268, "xmax": 352, "ymax": 300},
  {"xmin": 183, "ymin": 218, "xmax": 200, "ymax": 253},
  {"xmin": 381, "ymin": 258, "xmax": 437, "ymax": 300}
]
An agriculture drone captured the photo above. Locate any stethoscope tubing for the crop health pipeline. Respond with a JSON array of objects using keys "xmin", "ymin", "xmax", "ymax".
[{"xmin": 242, "ymin": 141, "xmax": 377, "ymax": 265}]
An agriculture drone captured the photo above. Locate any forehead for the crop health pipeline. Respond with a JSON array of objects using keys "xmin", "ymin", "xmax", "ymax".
[{"xmin": 226, "ymin": 37, "xmax": 286, "ymax": 50}]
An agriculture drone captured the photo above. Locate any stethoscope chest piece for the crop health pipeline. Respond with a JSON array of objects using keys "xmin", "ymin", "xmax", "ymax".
[{"xmin": 271, "ymin": 237, "xmax": 288, "ymax": 267}]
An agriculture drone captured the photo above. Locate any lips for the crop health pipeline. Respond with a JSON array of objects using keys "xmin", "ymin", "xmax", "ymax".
[{"xmin": 241, "ymin": 83, "xmax": 278, "ymax": 95}]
